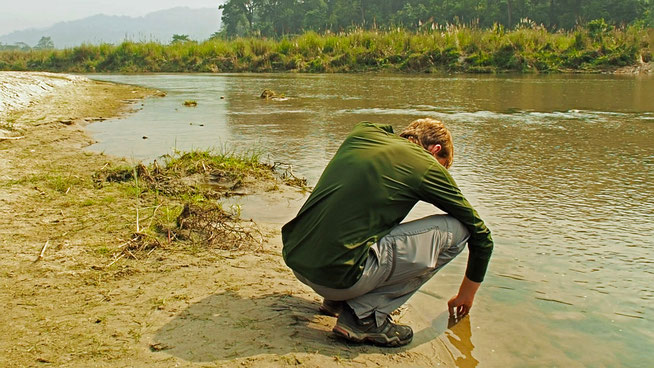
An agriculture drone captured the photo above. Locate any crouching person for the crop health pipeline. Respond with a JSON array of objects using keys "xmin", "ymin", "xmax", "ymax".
[{"xmin": 281, "ymin": 118, "xmax": 493, "ymax": 347}]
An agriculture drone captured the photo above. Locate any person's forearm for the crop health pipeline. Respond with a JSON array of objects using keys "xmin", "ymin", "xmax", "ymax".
[{"xmin": 458, "ymin": 275, "xmax": 481, "ymax": 298}]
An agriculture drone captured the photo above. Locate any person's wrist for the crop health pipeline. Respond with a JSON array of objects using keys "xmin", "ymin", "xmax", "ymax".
[{"xmin": 459, "ymin": 277, "xmax": 481, "ymax": 297}]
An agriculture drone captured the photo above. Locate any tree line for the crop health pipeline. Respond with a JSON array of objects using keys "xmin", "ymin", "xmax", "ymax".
[
  {"xmin": 0, "ymin": 36, "xmax": 54, "ymax": 51},
  {"xmin": 219, "ymin": 0, "xmax": 654, "ymax": 37}
]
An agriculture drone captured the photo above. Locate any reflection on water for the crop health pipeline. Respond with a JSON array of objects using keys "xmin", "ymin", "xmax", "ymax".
[
  {"xmin": 444, "ymin": 316, "xmax": 479, "ymax": 368},
  {"xmin": 87, "ymin": 73, "xmax": 654, "ymax": 367},
  {"xmin": 408, "ymin": 292, "xmax": 478, "ymax": 367}
]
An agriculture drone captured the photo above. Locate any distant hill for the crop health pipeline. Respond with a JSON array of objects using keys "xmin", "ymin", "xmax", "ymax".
[{"xmin": 0, "ymin": 7, "xmax": 222, "ymax": 48}]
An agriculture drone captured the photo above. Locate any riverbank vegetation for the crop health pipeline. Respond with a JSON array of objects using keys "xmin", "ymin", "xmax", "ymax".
[{"xmin": 0, "ymin": 21, "xmax": 652, "ymax": 73}]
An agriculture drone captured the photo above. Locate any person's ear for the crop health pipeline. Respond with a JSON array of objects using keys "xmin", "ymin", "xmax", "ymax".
[{"xmin": 429, "ymin": 144, "xmax": 442, "ymax": 156}]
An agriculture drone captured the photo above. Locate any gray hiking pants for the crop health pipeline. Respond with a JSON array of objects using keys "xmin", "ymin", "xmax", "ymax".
[{"xmin": 295, "ymin": 214, "xmax": 470, "ymax": 326}]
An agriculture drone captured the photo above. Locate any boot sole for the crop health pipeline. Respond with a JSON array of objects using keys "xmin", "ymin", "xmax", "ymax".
[{"xmin": 332, "ymin": 325, "xmax": 412, "ymax": 347}]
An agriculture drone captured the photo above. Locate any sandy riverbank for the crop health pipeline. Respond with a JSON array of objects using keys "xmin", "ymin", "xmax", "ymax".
[
  {"xmin": 0, "ymin": 72, "xmax": 86, "ymax": 114},
  {"xmin": 0, "ymin": 72, "xmax": 461, "ymax": 367},
  {"xmin": 0, "ymin": 72, "xmax": 86, "ymax": 137}
]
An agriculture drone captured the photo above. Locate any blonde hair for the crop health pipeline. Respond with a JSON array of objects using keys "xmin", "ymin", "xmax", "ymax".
[{"xmin": 399, "ymin": 118, "xmax": 454, "ymax": 168}]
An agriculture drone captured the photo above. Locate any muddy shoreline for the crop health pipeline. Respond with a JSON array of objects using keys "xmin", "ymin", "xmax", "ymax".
[{"xmin": 0, "ymin": 72, "xmax": 463, "ymax": 367}]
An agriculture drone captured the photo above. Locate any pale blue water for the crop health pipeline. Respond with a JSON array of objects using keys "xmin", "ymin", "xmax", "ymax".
[{"xmin": 87, "ymin": 73, "xmax": 654, "ymax": 367}]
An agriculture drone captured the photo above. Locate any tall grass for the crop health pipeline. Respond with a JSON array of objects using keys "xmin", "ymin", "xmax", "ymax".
[{"xmin": 1, "ymin": 24, "xmax": 651, "ymax": 73}]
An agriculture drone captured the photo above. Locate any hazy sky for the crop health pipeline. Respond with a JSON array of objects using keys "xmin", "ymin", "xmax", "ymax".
[{"xmin": 0, "ymin": 0, "xmax": 221, "ymax": 35}]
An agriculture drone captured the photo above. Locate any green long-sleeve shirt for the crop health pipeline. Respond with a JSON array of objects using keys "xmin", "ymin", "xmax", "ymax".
[{"xmin": 282, "ymin": 122, "xmax": 493, "ymax": 289}]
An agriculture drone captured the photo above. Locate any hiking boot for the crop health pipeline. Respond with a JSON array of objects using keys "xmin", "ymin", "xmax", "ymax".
[
  {"xmin": 319, "ymin": 299, "xmax": 344, "ymax": 317},
  {"xmin": 332, "ymin": 304, "xmax": 413, "ymax": 347}
]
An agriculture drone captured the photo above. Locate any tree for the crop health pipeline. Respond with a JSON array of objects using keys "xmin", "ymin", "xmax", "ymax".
[
  {"xmin": 303, "ymin": 0, "xmax": 328, "ymax": 31},
  {"xmin": 34, "ymin": 36, "xmax": 54, "ymax": 50},
  {"xmin": 257, "ymin": 0, "xmax": 303, "ymax": 36},
  {"xmin": 216, "ymin": 0, "xmax": 653, "ymax": 37},
  {"xmin": 220, "ymin": 0, "xmax": 258, "ymax": 37},
  {"xmin": 171, "ymin": 34, "xmax": 192, "ymax": 44}
]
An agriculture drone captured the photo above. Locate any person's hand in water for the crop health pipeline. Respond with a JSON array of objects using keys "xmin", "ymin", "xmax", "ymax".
[{"xmin": 448, "ymin": 276, "xmax": 481, "ymax": 318}]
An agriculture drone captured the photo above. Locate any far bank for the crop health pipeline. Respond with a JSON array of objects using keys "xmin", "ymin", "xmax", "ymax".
[{"xmin": 1, "ymin": 26, "xmax": 653, "ymax": 74}]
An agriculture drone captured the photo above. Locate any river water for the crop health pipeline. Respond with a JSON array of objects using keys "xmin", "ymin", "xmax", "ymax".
[{"xmin": 87, "ymin": 73, "xmax": 653, "ymax": 367}]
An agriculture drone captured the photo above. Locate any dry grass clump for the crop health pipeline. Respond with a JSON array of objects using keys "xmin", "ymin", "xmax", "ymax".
[
  {"xmin": 108, "ymin": 201, "xmax": 263, "ymax": 266},
  {"xmin": 174, "ymin": 202, "xmax": 262, "ymax": 249},
  {"xmin": 272, "ymin": 161, "xmax": 308, "ymax": 188},
  {"xmin": 93, "ymin": 149, "xmax": 303, "ymax": 264}
]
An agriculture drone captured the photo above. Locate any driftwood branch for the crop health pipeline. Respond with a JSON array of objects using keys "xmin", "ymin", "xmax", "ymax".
[{"xmin": 0, "ymin": 136, "xmax": 25, "ymax": 141}]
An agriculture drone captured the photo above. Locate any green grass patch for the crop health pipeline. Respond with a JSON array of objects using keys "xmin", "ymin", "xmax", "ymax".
[
  {"xmin": 45, "ymin": 174, "xmax": 82, "ymax": 193},
  {"xmin": 102, "ymin": 195, "xmax": 117, "ymax": 204},
  {"xmin": 95, "ymin": 246, "xmax": 112, "ymax": 255},
  {"xmin": 162, "ymin": 148, "xmax": 270, "ymax": 179},
  {"xmin": 81, "ymin": 199, "xmax": 96, "ymax": 206}
]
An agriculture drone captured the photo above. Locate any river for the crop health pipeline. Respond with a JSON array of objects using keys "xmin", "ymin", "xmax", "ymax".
[{"xmin": 86, "ymin": 73, "xmax": 654, "ymax": 367}]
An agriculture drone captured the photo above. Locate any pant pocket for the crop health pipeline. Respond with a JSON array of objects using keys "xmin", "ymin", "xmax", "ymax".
[{"xmin": 383, "ymin": 229, "xmax": 446, "ymax": 283}]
